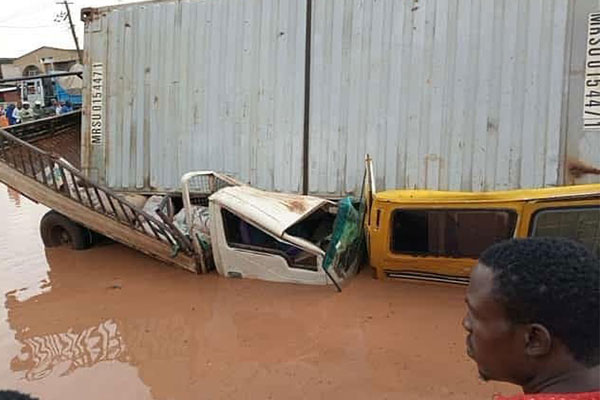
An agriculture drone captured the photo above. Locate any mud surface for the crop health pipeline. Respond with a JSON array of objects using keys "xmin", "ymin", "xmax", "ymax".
[{"xmin": 0, "ymin": 183, "xmax": 516, "ymax": 399}]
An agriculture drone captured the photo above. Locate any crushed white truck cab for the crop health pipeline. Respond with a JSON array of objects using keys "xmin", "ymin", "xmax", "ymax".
[{"xmin": 208, "ymin": 186, "xmax": 364, "ymax": 289}]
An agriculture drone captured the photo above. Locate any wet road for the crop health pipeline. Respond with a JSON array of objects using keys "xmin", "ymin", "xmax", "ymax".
[{"xmin": 0, "ymin": 183, "xmax": 515, "ymax": 399}]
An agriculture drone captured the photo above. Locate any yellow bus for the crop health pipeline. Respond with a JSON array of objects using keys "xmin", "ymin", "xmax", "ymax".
[{"xmin": 367, "ymin": 182, "xmax": 600, "ymax": 283}]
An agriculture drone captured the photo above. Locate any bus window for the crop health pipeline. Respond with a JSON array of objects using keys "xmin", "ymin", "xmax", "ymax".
[
  {"xmin": 391, "ymin": 209, "xmax": 517, "ymax": 258},
  {"xmin": 530, "ymin": 206, "xmax": 600, "ymax": 257}
]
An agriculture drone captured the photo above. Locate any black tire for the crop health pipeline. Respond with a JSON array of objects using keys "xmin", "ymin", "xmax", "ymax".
[{"xmin": 39, "ymin": 210, "xmax": 92, "ymax": 250}]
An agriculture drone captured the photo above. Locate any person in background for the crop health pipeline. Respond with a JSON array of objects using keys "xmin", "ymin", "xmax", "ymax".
[
  {"xmin": 6, "ymin": 103, "xmax": 16, "ymax": 125},
  {"xmin": 60, "ymin": 100, "xmax": 73, "ymax": 114},
  {"xmin": 463, "ymin": 237, "xmax": 599, "ymax": 400},
  {"xmin": 48, "ymin": 98, "xmax": 61, "ymax": 116},
  {"xmin": 19, "ymin": 102, "xmax": 35, "ymax": 123},
  {"xmin": 12, "ymin": 101, "xmax": 22, "ymax": 124},
  {"xmin": 32, "ymin": 101, "xmax": 44, "ymax": 120},
  {"xmin": 0, "ymin": 110, "xmax": 9, "ymax": 128}
]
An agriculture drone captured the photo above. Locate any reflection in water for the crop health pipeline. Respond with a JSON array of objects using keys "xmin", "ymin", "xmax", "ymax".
[
  {"xmin": 5, "ymin": 246, "xmax": 206, "ymax": 400},
  {"xmin": 10, "ymin": 319, "xmax": 126, "ymax": 381},
  {"xmin": 3, "ymin": 231, "xmax": 512, "ymax": 399}
]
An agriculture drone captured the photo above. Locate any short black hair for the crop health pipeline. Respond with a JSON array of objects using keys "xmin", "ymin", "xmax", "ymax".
[
  {"xmin": 0, "ymin": 391, "xmax": 38, "ymax": 400},
  {"xmin": 480, "ymin": 237, "xmax": 600, "ymax": 367}
]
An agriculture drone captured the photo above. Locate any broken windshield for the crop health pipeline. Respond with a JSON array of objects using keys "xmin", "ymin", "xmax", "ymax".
[
  {"xmin": 284, "ymin": 207, "xmax": 336, "ymax": 251},
  {"xmin": 322, "ymin": 193, "xmax": 367, "ymax": 283},
  {"xmin": 221, "ymin": 208, "xmax": 319, "ymax": 271}
]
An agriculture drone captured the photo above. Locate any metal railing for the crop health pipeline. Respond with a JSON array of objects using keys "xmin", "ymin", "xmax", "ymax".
[
  {"xmin": 4, "ymin": 110, "xmax": 81, "ymax": 143},
  {"xmin": 180, "ymin": 171, "xmax": 243, "ymax": 273},
  {"xmin": 0, "ymin": 127, "xmax": 195, "ymax": 257}
]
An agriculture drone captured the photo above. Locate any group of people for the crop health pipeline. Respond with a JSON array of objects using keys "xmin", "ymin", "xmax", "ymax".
[{"xmin": 0, "ymin": 99, "xmax": 73, "ymax": 128}]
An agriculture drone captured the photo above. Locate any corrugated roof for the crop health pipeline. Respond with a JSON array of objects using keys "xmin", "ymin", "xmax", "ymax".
[
  {"xmin": 0, "ymin": 86, "xmax": 17, "ymax": 93},
  {"xmin": 375, "ymin": 184, "xmax": 600, "ymax": 203},
  {"xmin": 13, "ymin": 46, "xmax": 79, "ymax": 62}
]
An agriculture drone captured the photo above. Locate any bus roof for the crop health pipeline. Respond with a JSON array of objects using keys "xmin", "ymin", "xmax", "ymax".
[{"xmin": 374, "ymin": 184, "xmax": 600, "ymax": 204}]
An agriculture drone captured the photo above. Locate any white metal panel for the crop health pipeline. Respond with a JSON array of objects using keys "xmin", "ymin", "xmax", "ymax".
[
  {"xmin": 308, "ymin": 0, "xmax": 573, "ymax": 195},
  {"xmin": 82, "ymin": 0, "xmax": 306, "ymax": 192},
  {"xmin": 209, "ymin": 185, "xmax": 331, "ymax": 238},
  {"xmin": 209, "ymin": 204, "xmax": 329, "ymax": 285},
  {"xmin": 564, "ymin": 0, "xmax": 600, "ymax": 185},
  {"xmin": 82, "ymin": 0, "xmax": 590, "ymax": 196}
]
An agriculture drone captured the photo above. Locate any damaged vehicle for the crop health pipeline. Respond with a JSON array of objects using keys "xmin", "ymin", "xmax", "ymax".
[
  {"xmin": 208, "ymin": 186, "xmax": 364, "ymax": 288},
  {"xmin": 147, "ymin": 172, "xmax": 367, "ymax": 290},
  {"xmin": 0, "ymin": 117, "xmax": 365, "ymax": 290},
  {"xmin": 366, "ymin": 172, "xmax": 600, "ymax": 283}
]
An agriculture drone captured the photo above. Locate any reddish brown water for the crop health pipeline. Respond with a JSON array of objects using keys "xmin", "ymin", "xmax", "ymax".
[{"xmin": 0, "ymin": 183, "xmax": 516, "ymax": 399}]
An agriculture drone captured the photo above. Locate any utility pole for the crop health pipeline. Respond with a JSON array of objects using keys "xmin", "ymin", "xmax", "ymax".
[{"xmin": 57, "ymin": 1, "xmax": 83, "ymax": 65}]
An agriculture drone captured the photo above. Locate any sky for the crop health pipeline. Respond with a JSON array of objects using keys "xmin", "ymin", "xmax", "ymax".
[{"xmin": 0, "ymin": 0, "xmax": 147, "ymax": 59}]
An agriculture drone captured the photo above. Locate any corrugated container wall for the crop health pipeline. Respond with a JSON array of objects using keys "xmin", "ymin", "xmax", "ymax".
[
  {"xmin": 82, "ymin": 0, "xmax": 307, "ymax": 192},
  {"xmin": 309, "ymin": 0, "xmax": 575, "ymax": 194},
  {"xmin": 82, "ymin": 0, "xmax": 599, "ymax": 195},
  {"xmin": 564, "ymin": 0, "xmax": 600, "ymax": 187}
]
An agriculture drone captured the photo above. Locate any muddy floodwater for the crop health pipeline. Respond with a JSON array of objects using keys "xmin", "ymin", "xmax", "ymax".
[{"xmin": 0, "ymin": 183, "xmax": 515, "ymax": 399}]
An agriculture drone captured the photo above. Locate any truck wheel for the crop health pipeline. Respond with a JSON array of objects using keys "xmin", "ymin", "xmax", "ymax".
[{"xmin": 40, "ymin": 210, "xmax": 92, "ymax": 250}]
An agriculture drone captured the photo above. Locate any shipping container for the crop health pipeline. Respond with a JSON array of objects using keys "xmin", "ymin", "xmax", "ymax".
[
  {"xmin": 308, "ymin": 0, "xmax": 600, "ymax": 194},
  {"xmin": 81, "ymin": 0, "xmax": 600, "ymax": 195},
  {"xmin": 82, "ymin": 0, "xmax": 307, "ymax": 192}
]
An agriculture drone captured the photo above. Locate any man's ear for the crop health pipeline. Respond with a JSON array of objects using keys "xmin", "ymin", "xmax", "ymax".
[{"xmin": 524, "ymin": 323, "xmax": 552, "ymax": 357}]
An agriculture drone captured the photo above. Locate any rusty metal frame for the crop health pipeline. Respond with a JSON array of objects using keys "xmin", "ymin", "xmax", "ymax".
[{"xmin": 0, "ymin": 127, "xmax": 194, "ymax": 257}]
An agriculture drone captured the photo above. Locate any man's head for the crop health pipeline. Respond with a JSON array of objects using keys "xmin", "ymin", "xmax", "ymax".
[
  {"xmin": 463, "ymin": 237, "xmax": 599, "ymax": 387},
  {"xmin": 23, "ymin": 102, "xmax": 30, "ymax": 110},
  {"xmin": 16, "ymin": 101, "xmax": 22, "ymax": 109},
  {"xmin": 34, "ymin": 101, "xmax": 41, "ymax": 109},
  {"xmin": 51, "ymin": 98, "xmax": 57, "ymax": 106},
  {"xmin": 0, "ymin": 390, "xmax": 38, "ymax": 400}
]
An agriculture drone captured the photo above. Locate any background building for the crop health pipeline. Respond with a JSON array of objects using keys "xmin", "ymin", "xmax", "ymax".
[
  {"xmin": 11, "ymin": 46, "xmax": 81, "ymax": 77},
  {"xmin": 0, "ymin": 59, "xmax": 19, "ymax": 104}
]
